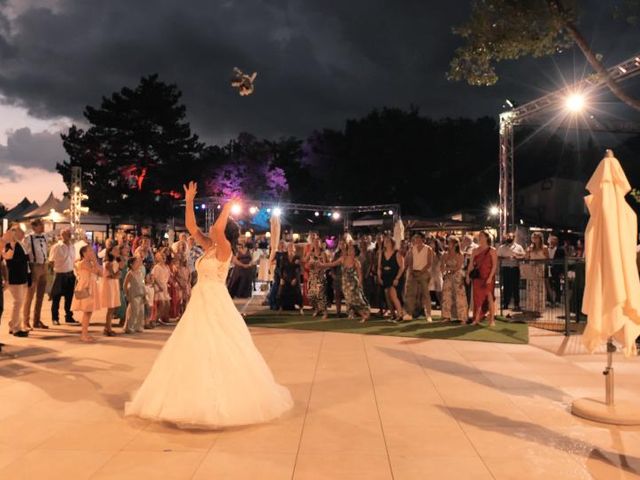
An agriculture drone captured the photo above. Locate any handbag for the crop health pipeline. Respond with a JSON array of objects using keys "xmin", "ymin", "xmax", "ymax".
[
  {"xmin": 74, "ymin": 287, "xmax": 91, "ymax": 299},
  {"xmin": 469, "ymin": 248, "xmax": 489, "ymax": 280}
]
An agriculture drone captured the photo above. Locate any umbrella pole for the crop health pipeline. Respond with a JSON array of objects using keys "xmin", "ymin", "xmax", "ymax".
[
  {"xmin": 572, "ymin": 336, "xmax": 640, "ymax": 425},
  {"xmin": 604, "ymin": 337, "xmax": 615, "ymax": 405}
]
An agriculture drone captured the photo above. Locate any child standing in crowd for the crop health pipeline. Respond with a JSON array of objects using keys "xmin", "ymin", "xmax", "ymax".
[
  {"xmin": 124, "ymin": 256, "xmax": 146, "ymax": 334},
  {"xmin": 144, "ymin": 272, "xmax": 156, "ymax": 329},
  {"xmin": 168, "ymin": 256, "xmax": 183, "ymax": 320},
  {"xmin": 175, "ymin": 253, "xmax": 192, "ymax": 312},
  {"xmin": 151, "ymin": 250, "xmax": 171, "ymax": 325},
  {"xmin": 101, "ymin": 245, "xmax": 122, "ymax": 336}
]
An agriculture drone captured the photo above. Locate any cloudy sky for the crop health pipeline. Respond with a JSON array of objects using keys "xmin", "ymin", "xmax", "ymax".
[{"xmin": 0, "ymin": 0, "xmax": 638, "ymax": 207}]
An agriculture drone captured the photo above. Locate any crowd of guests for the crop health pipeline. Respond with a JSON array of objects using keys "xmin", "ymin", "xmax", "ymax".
[
  {"xmin": 497, "ymin": 231, "xmax": 584, "ymax": 317},
  {"xmin": 0, "ymin": 218, "xmax": 587, "ymax": 350},
  {"xmin": 259, "ymin": 231, "xmax": 500, "ymax": 326},
  {"xmin": 0, "ymin": 220, "xmax": 204, "ymax": 346},
  {"xmin": 237, "ymin": 229, "xmax": 586, "ymax": 325}
]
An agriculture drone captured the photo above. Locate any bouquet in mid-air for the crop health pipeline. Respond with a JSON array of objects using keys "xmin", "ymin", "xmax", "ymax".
[{"xmin": 231, "ymin": 67, "xmax": 257, "ymax": 96}]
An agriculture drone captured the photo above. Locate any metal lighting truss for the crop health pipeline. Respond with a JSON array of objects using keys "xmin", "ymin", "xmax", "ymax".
[
  {"xmin": 499, "ymin": 53, "xmax": 640, "ymax": 239},
  {"xmin": 192, "ymin": 197, "xmax": 401, "ymax": 231}
]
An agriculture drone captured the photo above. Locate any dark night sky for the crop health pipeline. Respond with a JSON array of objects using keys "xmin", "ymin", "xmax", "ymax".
[
  {"xmin": 0, "ymin": 0, "xmax": 640, "ymax": 202},
  {"xmin": 0, "ymin": 0, "xmax": 638, "ymax": 148}
]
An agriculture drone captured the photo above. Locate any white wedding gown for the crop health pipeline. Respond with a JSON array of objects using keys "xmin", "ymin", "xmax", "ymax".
[{"xmin": 125, "ymin": 252, "xmax": 293, "ymax": 428}]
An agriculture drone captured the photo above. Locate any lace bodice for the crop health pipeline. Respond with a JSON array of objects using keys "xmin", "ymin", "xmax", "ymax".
[{"xmin": 196, "ymin": 253, "xmax": 231, "ymax": 283}]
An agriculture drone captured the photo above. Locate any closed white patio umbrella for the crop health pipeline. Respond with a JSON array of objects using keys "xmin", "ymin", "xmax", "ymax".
[
  {"xmin": 581, "ymin": 150, "xmax": 640, "ymax": 356},
  {"xmin": 572, "ymin": 150, "xmax": 640, "ymax": 425}
]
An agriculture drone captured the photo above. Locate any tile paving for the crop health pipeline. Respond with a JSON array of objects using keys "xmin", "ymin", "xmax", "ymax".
[{"xmin": 0, "ymin": 295, "xmax": 639, "ymax": 479}]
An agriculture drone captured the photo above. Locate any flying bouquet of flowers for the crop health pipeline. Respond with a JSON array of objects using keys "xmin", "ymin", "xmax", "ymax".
[{"xmin": 231, "ymin": 67, "xmax": 257, "ymax": 96}]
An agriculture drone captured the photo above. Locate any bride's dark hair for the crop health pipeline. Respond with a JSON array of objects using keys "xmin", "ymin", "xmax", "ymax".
[{"xmin": 225, "ymin": 219, "xmax": 240, "ymax": 252}]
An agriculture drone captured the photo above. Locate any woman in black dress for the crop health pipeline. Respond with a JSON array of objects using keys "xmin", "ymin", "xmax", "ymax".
[
  {"xmin": 227, "ymin": 243, "xmax": 255, "ymax": 298},
  {"xmin": 377, "ymin": 236, "xmax": 406, "ymax": 321},
  {"xmin": 278, "ymin": 243, "xmax": 304, "ymax": 312},
  {"xmin": 2, "ymin": 225, "xmax": 30, "ymax": 337}
]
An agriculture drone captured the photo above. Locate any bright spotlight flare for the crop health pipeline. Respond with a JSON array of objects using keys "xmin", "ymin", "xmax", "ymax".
[
  {"xmin": 565, "ymin": 92, "xmax": 586, "ymax": 113},
  {"xmin": 489, "ymin": 205, "xmax": 500, "ymax": 217},
  {"xmin": 230, "ymin": 203, "xmax": 242, "ymax": 216},
  {"xmin": 273, "ymin": 207, "xmax": 282, "ymax": 217}
]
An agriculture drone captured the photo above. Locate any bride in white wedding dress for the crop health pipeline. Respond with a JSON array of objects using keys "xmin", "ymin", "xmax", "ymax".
[{"xmin": 125, "ymin": 182, "xmax": 293, "ymax": 428}]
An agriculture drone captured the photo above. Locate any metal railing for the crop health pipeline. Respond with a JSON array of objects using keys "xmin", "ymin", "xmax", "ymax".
[{"xmin": 497, "ymin": 257, "xmax": 585, "ymax": 335}]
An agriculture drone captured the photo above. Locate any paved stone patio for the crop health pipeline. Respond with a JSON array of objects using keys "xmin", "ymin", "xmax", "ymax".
[{"xmin": 0, "ymin": 295, "xmax": 639, "ymax": 479}]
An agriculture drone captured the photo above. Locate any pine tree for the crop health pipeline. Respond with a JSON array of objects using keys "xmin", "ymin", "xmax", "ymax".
[{"xmin": 57, "ymin": 74, "xmax": 204, "ymax": 221}]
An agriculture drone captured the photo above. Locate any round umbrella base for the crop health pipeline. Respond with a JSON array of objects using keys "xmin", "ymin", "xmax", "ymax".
[{"xmin": 572, "ymin": 398, "xmax": 640, "ymax": 425}]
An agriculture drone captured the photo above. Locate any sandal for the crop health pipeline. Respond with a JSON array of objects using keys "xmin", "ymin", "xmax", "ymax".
[{"xmin": 103, "ymin": 329, "xmax": 117, "ymax": 337}]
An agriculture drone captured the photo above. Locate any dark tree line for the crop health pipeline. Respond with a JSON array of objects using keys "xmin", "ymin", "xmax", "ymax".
[{"xmin": 57, "ymin": 75, "xmax": 630, "ymax": 222}]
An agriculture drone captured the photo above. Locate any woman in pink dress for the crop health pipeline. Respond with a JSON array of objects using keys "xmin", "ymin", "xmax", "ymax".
[
  {"xmin": 72, "ymin": 246, "xmax": 102, "ymax": 342},
  {"xmin": 101, "ymin": 245, "xmax": 122, "ymax": 336}
]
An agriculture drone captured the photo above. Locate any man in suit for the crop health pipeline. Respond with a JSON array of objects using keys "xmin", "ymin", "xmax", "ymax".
[{"xmin": 23, "ymin": 219, "xmax": 50, "ymax": 329}]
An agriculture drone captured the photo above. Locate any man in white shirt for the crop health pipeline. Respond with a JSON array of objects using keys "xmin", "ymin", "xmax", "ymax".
[
  {"xmin": 403, "ymin": 233, "xmax": 434, "ymax": 322},
  {"xmin": 22, "ymin": 218, "xmax": 51, "ymax": 329},
  {"xmin": 171, "ymin": 233, "xmax": 190, "ymax": 255},
  {"xmin": 497, "ymin": 232, "xmax": 525, "ymax": 311},
  {"xmin": 49, "ymin": 228, "xmax": 78, "ymax": 325}
]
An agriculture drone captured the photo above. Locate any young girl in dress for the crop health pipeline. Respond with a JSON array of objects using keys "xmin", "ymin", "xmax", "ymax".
[
  {"xmin": 168, "ymin": 256, "xmax": 183, "ymax": 320},
  {"xmin": 101, "ymin": 245, "xmax": 122, "ymax": 336},
  {"xmin": 175, "ymin": 253, "xmax": 191, "ymax": 313},
  {"xmin": 144, "ymin": 272, "xmax": 156, "ymax": 329},
  {"xmin": 124, "ymin": 256, "xmax": 146, "ymax": 334},
  {"xmin": 72, "ymin": 245, "xmax": 102, "ymax": 343},
  {"xmin": 151, "ymin": 250, "xmax": 171, "ymax": 325}
]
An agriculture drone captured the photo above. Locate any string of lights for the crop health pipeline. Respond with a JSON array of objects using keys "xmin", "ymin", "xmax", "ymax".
[{"xmin": 188, "ymin": 197, "xmax": 401, "ymax": 231}]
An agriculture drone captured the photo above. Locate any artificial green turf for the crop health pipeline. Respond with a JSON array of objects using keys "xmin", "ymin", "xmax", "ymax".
[{"xmin": 245, "ymin": 313, "xmax": 529, "ymax": 344}]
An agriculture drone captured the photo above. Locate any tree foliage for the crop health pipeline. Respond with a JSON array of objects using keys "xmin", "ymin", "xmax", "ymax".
[
  {"xmin": 57, "ymin": 74, "xmax": 204, "ymax": 221},
  {"xmin": 449, "ymin": 0, "xmax": 640, "ymax": 110}
]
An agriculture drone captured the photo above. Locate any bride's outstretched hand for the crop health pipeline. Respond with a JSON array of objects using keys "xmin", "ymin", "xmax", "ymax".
[{"xmin": 183, "ymin": 181, "xmax": 198, "ymax": 202}]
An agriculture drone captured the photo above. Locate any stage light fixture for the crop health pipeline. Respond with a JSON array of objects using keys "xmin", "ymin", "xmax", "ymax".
[
  {"xmin": 249, "ymin": 206, "xmax": 258, "ymax": 215},
  {"xmin": 388, "ymin": 210, "xmax": 394, "ymax": 215},
  {"xmin": 231, "ymin": 203, "xmax": 242, "ymax": 216},
  {"xmin": 332, "ymin": 211, "xmax": 341, "ymax": 220},
  {"xmin": 314, "ymin": 211, "xmax": 320, "ymax": 217},
  {"xmin": 489, "ymin": 205, "xmax": 500, "ymax": 217},
  {"xmin": 273, "ymin": 207, "xmax": 282, "ymax": 217},
  {"xmin": 565, "ymin": 92, "xmax": 586, "ymax": 113}
]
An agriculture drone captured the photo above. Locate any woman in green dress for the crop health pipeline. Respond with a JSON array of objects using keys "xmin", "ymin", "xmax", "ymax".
[
  {"xmin": 305, "ymin": 239, "xmax": 329, "ymax": 319},
  {"xmin": 322, "ymin": 243, "xmax": 370, "ymax": 322}
]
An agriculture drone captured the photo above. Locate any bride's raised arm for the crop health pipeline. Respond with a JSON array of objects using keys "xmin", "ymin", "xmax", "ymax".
[
  {"xmin": 210, "ymin": 196, "xmax": 238, "ymax": 261},
  {"xmin": 183, "ymin": 181, "xmax": 213, "ymax": 250}
]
